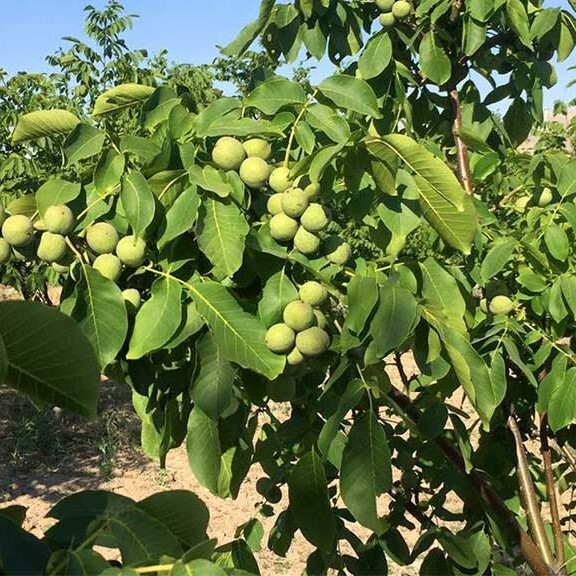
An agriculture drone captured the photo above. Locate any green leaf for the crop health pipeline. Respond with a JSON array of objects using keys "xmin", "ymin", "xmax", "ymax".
[
  {"xmin": 221, "ymin": 0, "xmax": 276, "ymax": 56},
  {"xmin": 192, "ymin": 333, "xmax": 235, "ymax": 420},
  {"xmin": 258, "ymin": 270, "xmax": 299, "ymax": 328},
  {"xmin": 92, "ymin": 83, "xmax": 155, "ymax": 116},
  {"xmin": 72, "ymin": 265, "xmax": 128, "ymax": 369},
  {"xmin": 49, "ymin": 550, "xmax": 109, "ymax": 575},
  {"xmin": 288, "ymin": 450, "xmax": 335, "ymax": 552},
  {"xmin": 120, "ymin": 135, "xmax": 162, "ymax": 162},
  {"xmin": 141, "ymin": 87, "xmax": 181, "ymax": 130},
  {"xmin": 544, "ymin": 224, "xmax": 569, "ymax": 261},
  {"xmin": 245, "ymin": 77, "xmax": 306, "ymax": 115},
  {"xmin": 11, "ymin": 109, "xmax": 80, "ymax": 144},
  {"xmin": 120, "ymin": 171, "xmax": 156, "ymax": 239},
  {"xmin": 557, "ymin": 160, "xmax": 576, "ymax": 199},
  {"xmin": 305, "ymin": 104, "xmax": 350, "ymax": 143},
  {"xmin": 197, "ymin": 196, "xmax": 250, "ymax": 281},
  {"xmin": 64, "ymin": 123, "xmax": 106, "ymax": 165},
  {"xmin": 343, "ymin": 274, "xmax": 379, "ymax": 335},
  {"xmin": 318, "ymin": 75, "xmax": 382, "ymax": 118},
  {"xmin": 127, "ymin": 278, "xmax": 183, "ymax": 360},
  {"xmin": 94, "ymin": 149, "xmax": 125, "ymax": 197},
  {"xmin": 187, "ymin": 407, "xmax": 222, "ymax": 493},
  {"xmin": 171, "ymin": 559, "xmax": 227, "ymax": 576},
  {"xmin": 506, "ymin": 0, "xmax": 532, "ymax": 46},
  {"xmin": 158, "ymin": 186, "xmax": 201, "ymax": 250},
  {"xmin": 36, "ymin": 179, "xmax": 81, "ymax": 217},
  {"xmin": 503, "ymin": 98, "xmax": 532, "ymax": 147},
  {"xmin": 340, "ymin": 412, "xmax": 391, "ymax": 533},
  {"xmin": 0, "ymin": 301, "xmax": 100, "ymax": 418},
  {"xmin": 530, "ymin": 8, "xmax": 560, "ymax": 39},
  {"xmin": 548, "ymin": 367, "xmax": 576, "ymax": 432},
  {"xmin": 469, "ymin": 0, "xmax": 494, "ymax": 22},
  {"xmin": 367, "ymin": 136, "xmax": 477, "ymax": 254},
  {"xmin": 188, "ymin": 281, "xmax": 285, "ymax": 379},
  {"xmin": 0, "ymin": 516, "xmax": 50, "ymax": 575},
  {"xmin": 419, "ymin": 32, "xmax": 452, "ymax": 85},
  {"xmin": 6, "ymin": 196, "xmax": 37, "ymax": 218},
  {"xmin": 358, "ymin": 32, "xmax": 392, "ymax": 80},
  {"xmin": 480, "ymin": 237, "xmax": 517, "ymax": 281}
]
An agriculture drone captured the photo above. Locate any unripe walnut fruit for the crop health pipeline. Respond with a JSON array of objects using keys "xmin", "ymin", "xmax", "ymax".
[
  {"xmin": 376, "ymin": 0, "xmax": 395, "ymax": 10},
  {"xmin": 537, "ymin": 187, "xmax": 553, "ymax": 207},
  {"xmin": 296, "ymin": 327, "xmax": 330, "ymax": 356},
  {"xmin": 283, "ymin": 300, "xmax": 315, "ymax": 332},
  {"xmin": 489, "ymin": 295, "xmax": 513, "ymax": 316},
  {"xmin": 287, "ymin": 347, "xmax": 304, "ymax": 366},
  {"xmin": 294, "ymin": 227, "xmax": 320, "ymax": 256},
  {"xmin": 265, "ymin": 323, "xmax": 296, "ymax": 354},
  {"xmin": 93, "ymin": 254, "xmax": 122, "ymax": 282},
  {"xmin": 379, "ymin": 12, "xmax": 396, "ymax": 27},
  {"xmin": 324, "ymin": 236, "xmax": 352, "ymax": 265},
  {"xmin": 86, "ymin": 222, "xmax": 119, "ymax": 254},
  {"xmin": 392, "ymin": 0, "xmax": 411, "ymax": 19},
  {"xmin": 116, "ymin": 235, "xmax": 146, "ymax": 268},
  {"xmin": 2, "ymin": 215, "xmax": 34, "ymax": 247},
  {"xmin": 37, "ymin": 232, "xmax": 67, "ymax": 263},
  {"xmin": 281, "ymin": 188, "xmax": 309, "ymax": 218},
  {"xmin": 300, "ymin": 203, "xmax": 329, "ymax": 232},
  {"xmin": 122, "ymin": 288, "xmax": 142, "ymax": 315},
  {"xmin": 304, "ymin": 181, "xmax": 321, "ymax": 200},
  {"xmin": 0, "ymin": 238, "xmax": 10, "ymax": 264},
  {"xmin": 267, "ymin": 193, "xmax": 284, "ymax": 216},
  {"xmin": 211, "ymin": 136, "xmax": 246, "ymax": 171},
  {"xmin": 44, "ymin": 204, "xmax": 75, "ymax": 235},
  {"xmin": 243, "ymin": 138, "xmax": 272, "ymax": 160},
  {"xmin": 239, "ymin": 157, "xmax": 270, "ymax": 189},
  {"xmin": 269, "ymin": 167, "xmax": 292, "ymax": 193},
  {"xmin": 269, "ymin": 213, "xmax": 298, "ymax": 242},
  {"xmin": 299, "ymin": 281, "xmax": 328, "ymax": 307}
]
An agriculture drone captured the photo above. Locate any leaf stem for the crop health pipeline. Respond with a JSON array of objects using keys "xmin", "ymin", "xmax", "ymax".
[{"xmin": 283, "ymin": 89, "xmax": 318, "ymax": 169}]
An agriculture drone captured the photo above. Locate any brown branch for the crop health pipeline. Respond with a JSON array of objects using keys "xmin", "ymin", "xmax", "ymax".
[
  {"xmin": 387, "ymin": 384, "xmax": 553, "ymax": 576},
  {"xmin": 507, "ymin": 411, "xmax": 556, "ymax": 568},
  {"xmin": 450, "ymin": 89, "xmax": 473, "ymax": 196},
  {"xmin": 540, "ymin": 414, "xmax": 566, "ymax": 575}
]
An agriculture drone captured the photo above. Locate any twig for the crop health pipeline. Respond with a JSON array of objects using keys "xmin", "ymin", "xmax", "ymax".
[
  {"xmin": 450, "ymin": 89, "xmax": 473, "ymax": 196},
  {"xmin": 540, "ymin": 414, "xmax": 566, "ymax": 574},
  {"xmin": 507, "ymin": 409, "xmax": 555, "ymax": 568}
]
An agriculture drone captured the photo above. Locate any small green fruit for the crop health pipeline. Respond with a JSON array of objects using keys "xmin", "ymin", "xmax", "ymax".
[
  {"xmin": 0, "ymin": 205, "xmax": 7, "ymax": 227},
  {"xmin": 51, "ymin": 261, "xmax": 70, "ymax": 274},
  {"xmin": 515, "ymin": 196, "xmax": 530, "ymax": 212},
  {"xmin": 240, "ymin": 157, "xmax": 270, "ymax": 189},
  {"xmin": 44, "ymin": 204, "xmax": 75, "ymax": 235},
  {"xmin": 300, "ymin": 203, "xmax": 329, "ymax": 232},
  {"xmin": 265, "ymin": 323, "xmax": 296, "ymax": 353},
  {"xmin": 269, "ymin": 167, "xmax": 293, "ymax": 193},
  {"xmin": 537, "ymin": 187, "xmax": 553, "ymax": 207},
  {"xmin": 287, "ymin": 347, "xmax": 304, "ymax": 366},
  {"xmin": 211, "ymin": 136, "xmax": 246, "ymax": 171},
  {"xmin": 243, "ymin": 138, "xmax": 272, "ymax": 160},
  {"xmin": 296, "ymin": 327, "xmax": 330, "ymax": 356},
  {"xmin": 0, "ymin": 238, "xmax": 10, "ymax": 264},
  {"xmin": 283, "ymin": 300, "xmax": 315, "ymax": 332},
  {"xmin": 267, "ymin": 193, "xmax": 284, "ymax": 215},
  {"xmin": 294, "ymin": 227, "xmax": 321, "ymax": 256},
  {"xmin": 379, "ymin": 12, "xmax": 396, "ymax": 27},
  {"xmin": 2, "ymin": 215, "xmax": 34, "ymax": 247},
  {"xmin": 122, "ymin": 288, "xmax": 142, "ymax": 315},
  {"xmin": 281, "ymin": 188, "xmax": 309, "ymax": 218},
  {"xmin": 489, "ymin": 295, "xmax": 513, "ymax": 316},
  {"xmin": 313, "ymin": 309, "xmax": 327, "ymax": 329},
  {"xmin": 479, "ymin": 298, "xmax": 488, "ymax": 314},
  {"xmin": 116, "ymin": 235, "xmax": 146, "ymax": 268},
  {"xmin": 37, "ymin": 232, "xmax": 67, "ymax": 263},
  {"xmin": 376, "ymin": 0, "xmax": 395, "ymax": 10},
  {"xmin": 269, "ymin": 213, "xmax": 298, "ymax": 242},
  {"xmin": 93, "ymin": 254, "xmax": 122, "ymax": 281},
  {"xmin": 299, "ymin": 281, "xmax": 328, "ymax": 307},
  {"xmin": 304, "ymin": 181, "xmax": 321, "ymax": 200},
  {"xmin": 324, "ymin": 236, "xmax": 352, "ymax": 265},
  {"xmin": 86, "ymin": 222, "xmax": 119, "ymax": 254},
  {"xmin": 392, "ymin": 0, "xmax": 411, "ymax": 19}
]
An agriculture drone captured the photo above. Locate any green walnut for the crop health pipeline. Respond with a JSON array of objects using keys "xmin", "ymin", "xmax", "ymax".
[
  {"xmin": 537, "ymin": 187, "xmax": 553, "ymax": 207},
  {"xmin": 122, "ymin": 288, "xmax": 142, "ymax": 315},
  {"xmin": 283, "ymin": 300, "xmax": 315, "ymax": 332},
  {"xmin": 265, "ymin": 323, "xmax": 296, "ymax": 354},
  {"xmin": 294, "ymin": 227, "xmax": 320, "ymax": 256},
  {"xmin": 211, "ymin": 136, "xmax": 246, "ymax": 171},
  {"xmin": 479, "ymin": 298, "xmax": 488, "ymax": 314},
  {"xmin": 116, "ymin": 235, "xmax": 146, "ymax": 268},
  {"xmin": 0, "ymin": 205, "xmax": 7, "ymax": 227},
  {"xmin": 489, "ymin": 295, "xmax": 513, "ymax": 316},
  {"xmin": 86, "ymin": 222, "xmax": 119, "ymax": 254},
  {"xmin": 243, "ymin": 138, "xmax": 272, "ymax": 160},
  {"xmin": 37, "ymin": 232, "xmax": 67, "ymax": 263},
  {"xmin": 266, "ymin": 193, "xmax": 284, "ymax": 216},
  {"xmin": 304, "ymin": 181, "xmax": 321, "ymax": 200},
  {"xmin": 2, "ymin": 215, "xmax": 35, "ymax": 247},
  {"xmin": 0, "ymin": 238, "xmax": 10, "ymax": 264},
  {"xmin": 515, "ymin": 196, "xmax": 531, "ymax": 212},
  {"xmin": 93, "ymin": 254, "xmax": 122, "ymax": 281},
  {"xmin": 287, "ymin": 347, "xmax": 304, "ymax": 366},
  {"xmin": 269, "ymin": 213, "xmax": 298, "ymax": 242},
  {"xmin": 324, "ymin": 236, "xmax": 352, "ymax": 265},
  {"xmin": 281, "ymin": 188, "xmax": 309, "ymax": 218},
  {"xmin": 295, "ymin": 327, "xmax": 331, "ymax": 357},
  {"xmin": 313, "ymin": 309, "xmax": 327, "ymax": 330},
  {"xmin": 52, "ymin": 261, "xmax": 70, "ymax": 274},
  {"xmin": 239, "ymin": 157, "xmax": 270, "ymax": 189},
  {"xmin": 300, "ymin": 203, "xmax": 329, "ymax": 232},
  {"xmin": 392, "ymin": 0, "xmax": 412, "ymax": 19},
  {"xmin": 269, "ymin": 166, "xmax": 293, "ymax": 193},
  {"xmin": 44, "ymin": 204, "xmax": 75, "ymax": 235},
  {"xmin": 379, "ymin": 12, "xmax": 396, "ymax": 26},
  {"xmin": 299, "ymin": 281, "xmax": 328, "ymax": 307},
  {"xmin": 376, "ymin": 0, "xmax": 395, "ymax": 10}
]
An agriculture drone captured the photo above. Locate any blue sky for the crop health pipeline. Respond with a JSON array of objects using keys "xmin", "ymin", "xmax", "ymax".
[{"xmin": 0, "ymin": 0, "xmax": 573, "ymax": 108}]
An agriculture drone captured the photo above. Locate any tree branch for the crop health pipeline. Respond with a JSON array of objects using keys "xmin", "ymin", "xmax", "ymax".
[{"xmin": 450, "ymin": 89, "xmax": 473, "ymax": 196}]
